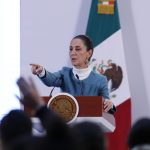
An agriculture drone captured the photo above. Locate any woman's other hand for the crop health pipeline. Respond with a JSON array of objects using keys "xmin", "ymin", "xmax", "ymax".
[{"xmin": 103, "ymin": 100, "xmax": 113, "ymax": 112}]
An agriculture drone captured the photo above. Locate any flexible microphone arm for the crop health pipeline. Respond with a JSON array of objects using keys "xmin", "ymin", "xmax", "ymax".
[
  {"xmin": 49, "ymin": 77, "xmax": 62, "ymax": 97},
  {"xmin": 49, "ymin": 86, "xmax": 55, "ymax": 97}
]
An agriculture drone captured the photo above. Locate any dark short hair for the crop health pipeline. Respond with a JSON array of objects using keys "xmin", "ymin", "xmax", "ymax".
[
  {"xmin": 0, "ymin": 109, "xmax": 32, "ymax": 143},
  {"xmin": 128, "ymin": 118, "xmax": 150, "ymax": 148},
  {"xmin": 71, "ymin": 121, "xmax": 105, "ymax": 150},
  {"xmin": 73, "ymin": 35, "xmax": 94, "ymax": 61}
]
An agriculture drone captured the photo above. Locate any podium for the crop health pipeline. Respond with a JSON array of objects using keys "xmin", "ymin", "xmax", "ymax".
[{"xmin": 25, "ymin": 96, "xmax": 116, "ymax": 133}]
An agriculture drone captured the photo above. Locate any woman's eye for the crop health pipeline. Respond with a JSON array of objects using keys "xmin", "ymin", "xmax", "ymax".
[{"xmin": 76, "ymin": 49, "xmax": 81, "ymax": 51}]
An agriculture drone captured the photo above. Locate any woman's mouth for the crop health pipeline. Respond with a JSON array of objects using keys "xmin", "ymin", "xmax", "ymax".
[{"xmin": 71, "ymin": 58, "xmax": 77, "ymax": 61}]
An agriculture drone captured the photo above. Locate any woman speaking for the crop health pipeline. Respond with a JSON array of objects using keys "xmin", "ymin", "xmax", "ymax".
[{"xmin": 30, "ymin": 35, "xmax": 116, "ymax": 114}]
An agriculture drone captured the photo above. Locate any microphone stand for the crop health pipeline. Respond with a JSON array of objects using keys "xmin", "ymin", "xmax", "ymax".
[{"xmin": 49, "ymin": 77, "xmax": 62, "ymax": 97}]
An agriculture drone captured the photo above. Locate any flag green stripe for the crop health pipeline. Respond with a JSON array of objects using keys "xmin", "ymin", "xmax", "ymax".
[{"xmin": 86, "ymin": 0, "xmax": 120, "ymax": 47}]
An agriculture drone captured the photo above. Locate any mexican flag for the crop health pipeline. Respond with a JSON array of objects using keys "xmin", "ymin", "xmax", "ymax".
[{"xmin": 86, "ymin": 1, "xmax": 131, "ymax": 150}]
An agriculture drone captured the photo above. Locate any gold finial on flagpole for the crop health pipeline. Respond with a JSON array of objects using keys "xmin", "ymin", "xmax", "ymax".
[{"xmin": 98, "ymin": 0, "xmax": 115, "ymax": 15}]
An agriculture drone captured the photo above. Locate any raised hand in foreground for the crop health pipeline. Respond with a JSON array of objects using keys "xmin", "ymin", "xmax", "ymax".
[{"xmin": 16, "ymin": 77, "xmax": 45, "ymax": 111}]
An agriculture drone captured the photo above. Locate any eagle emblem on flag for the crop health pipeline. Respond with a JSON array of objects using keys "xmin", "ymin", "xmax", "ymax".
[{"xmin": 90, "ymin": 58, "xmax": 123, "ymax": 99}]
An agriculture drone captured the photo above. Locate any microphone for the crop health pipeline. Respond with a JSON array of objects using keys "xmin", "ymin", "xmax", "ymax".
[
  {"xmin": 49, "ymin": 76, "xmax": 63, "ymax": 97},
  {"xmin": 75, "ymin": 74, "xmax": 83, "ymax": 96},
  {"xmin": 75, "ymin": 74, "xmax": 79, "ymax": 80}
]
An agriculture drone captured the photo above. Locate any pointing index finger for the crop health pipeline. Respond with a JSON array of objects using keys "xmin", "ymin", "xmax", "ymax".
[{"xmin": 30, "ymin": 63, "xmax": 39, "ymax": 67}]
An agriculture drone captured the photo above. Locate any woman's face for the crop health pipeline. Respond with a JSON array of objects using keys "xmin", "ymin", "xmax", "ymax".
[{"xmin": 69, "ymin": 38, "xmax": 92, "ymax": 69}]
